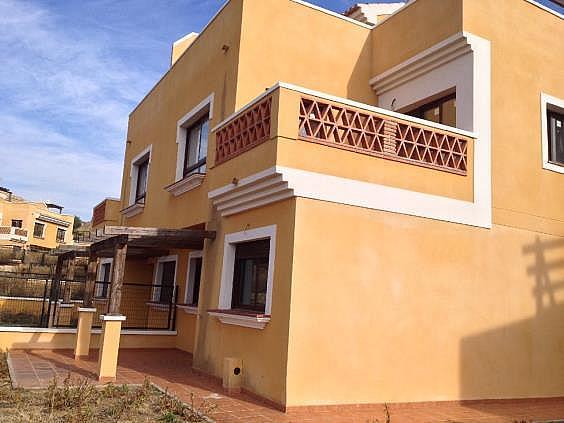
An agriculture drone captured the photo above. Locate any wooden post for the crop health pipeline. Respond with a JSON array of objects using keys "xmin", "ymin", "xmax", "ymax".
[
  {"xmin": 83, "ymin": 255, "xmax": 98, "ymax": 308},
  {"xmin": 62, "ymin": 254, "xmax": 75, "ymax": 304},
  {"xmin": 108, "ymin": 242, "xmax": 127, "ymax": 315}
]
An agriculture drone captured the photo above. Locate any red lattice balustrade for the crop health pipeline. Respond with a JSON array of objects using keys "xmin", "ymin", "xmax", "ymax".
[
  {"xmin": 215, "ymin": 96, "xmax": 272, "ymax": 165},
  {"xmin": 298, "ymin": 97, "xmax": 468, "ymax": 175}
]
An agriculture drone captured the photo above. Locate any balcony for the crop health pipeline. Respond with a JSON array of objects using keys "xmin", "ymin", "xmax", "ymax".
[
  {"xmin": 0, "ymin": 226, "xmax": 28, "ymax": 243},
  {"xmin": 214, "ymin": 83, "xmax": 474, "ymax": 176}
]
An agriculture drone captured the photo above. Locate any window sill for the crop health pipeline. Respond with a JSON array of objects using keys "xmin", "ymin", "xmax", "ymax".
[
  {"xmin": 121, "ymin": 202, "xmax": 144, "ymax": 218},
  {"xmin": 93, "ymin": 298, "xmax": 109, "ymax": 303},
  {"xmin": 165, "ymin": 173, "xmax": 205, "ymax": 197},
  {"xmin": 176, "ymin": 304, "xmax": 198, "ymax": 315},
  {"xmin": 208, "ymin": 309, "xmax": 271, "ymax": 330}
]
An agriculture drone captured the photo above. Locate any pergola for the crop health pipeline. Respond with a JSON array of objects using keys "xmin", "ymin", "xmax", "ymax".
[{"xmin": 51, "ymin": 226, "xmax": 216, "ymax": 381}]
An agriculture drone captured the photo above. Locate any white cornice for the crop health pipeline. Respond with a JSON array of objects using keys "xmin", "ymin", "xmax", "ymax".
[
  {"xmin": 369, "ymin": 32, "xmax": 472, "ymax": 95},
  {"xmin": 165, "ymin": 173, "xmax": 205, "ymax": 197},
  {"xmin": 121, "ymin": 202, "xmax": 144, "ymax": 218}
]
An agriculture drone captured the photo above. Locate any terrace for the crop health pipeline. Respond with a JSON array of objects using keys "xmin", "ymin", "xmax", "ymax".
[{"xmin": 0, "ymin": 226, "xmax": 28, "ymax": 244}]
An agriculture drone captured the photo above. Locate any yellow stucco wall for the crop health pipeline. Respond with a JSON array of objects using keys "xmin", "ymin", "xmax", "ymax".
[
  {"xmin": 285, "ymin": 197, "xmax": 564, "ymax": 405},
  {"xmin": 192, "ymin": 199, "xmax": 296, "ymax": 406}
]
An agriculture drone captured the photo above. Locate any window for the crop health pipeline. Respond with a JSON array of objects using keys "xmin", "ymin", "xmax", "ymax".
[
  {"xmin": 33, "ymin": 222, "xmax": 45, "ymax": 238},
  {"xmin": 135, "ymin": 156, "xmax": 149, "ymax": 203},
  {"xmin": 11, "ymin": 220, "xmax": 22, "ymax": 228},
  {"xmin": 541, "ymin": 93, "xmax": 564, "ymax": 174},
  {"xmin": 548, "ymin": 110, "xmax": 564, "ymax": 166},
  {"xmin": 231, "ymin": 240, "xmax": 269, "ymax": 313},
  {"xmin": 96, "ymin": 260, "xmax": 112, "ymax": 298},
  {"xmin": 153, "ymin": 256, "xmax": 177, "ymax": 304},
  {"xmin": 56, "ymin": 228, "xmax": 66, "ymax": 243},
  {"xmin": 406, "ymin": 93, "xmax": 456, "ymax": 127},
  {"xmin": 185, "ymin": 252, "xmax": 203, "ymax": 306},
  {"xmin": 183, "ymin": 116, "xmax": 209, "ymax": 177},
  {"xmin": 127, "ymin": 145, "xmax": 152, "ymax": 208}
]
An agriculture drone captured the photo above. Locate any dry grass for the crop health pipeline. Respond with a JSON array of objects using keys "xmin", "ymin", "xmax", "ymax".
[{"xmin": 0, "ymin": 353, "xmax": 215, "ymax": 422}]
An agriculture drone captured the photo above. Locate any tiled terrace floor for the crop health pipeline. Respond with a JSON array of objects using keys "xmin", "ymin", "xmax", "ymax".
[{"xmin": 7, "ymin": 348, "xmax": 564, "ymax": 422}]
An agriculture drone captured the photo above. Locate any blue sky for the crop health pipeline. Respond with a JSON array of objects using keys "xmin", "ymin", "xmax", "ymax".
[{"xmin": 0, "ymin": 0, "xmax": 562, "ymax": 220}]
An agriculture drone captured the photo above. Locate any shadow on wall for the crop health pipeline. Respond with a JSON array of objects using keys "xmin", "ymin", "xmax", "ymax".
[{"xmin": 460, "ymin": 236, "xmax": 564, "ymax": 416}]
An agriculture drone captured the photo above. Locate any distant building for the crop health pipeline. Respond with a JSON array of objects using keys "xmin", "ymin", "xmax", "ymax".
[
  {"xmin": 91, "ymin": 198, "xmax": 121, "ymax": 236},
  {"xmin": 0, "ymin": 187, "xmax": 74, "ymax": 251}
]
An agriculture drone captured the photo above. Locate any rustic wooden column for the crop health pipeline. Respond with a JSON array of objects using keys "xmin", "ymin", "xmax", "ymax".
[
  {"xmin": 62, "ymin": 253, "xmax": 75, "ymax": 304},
  {"xmin": 108, "ymin": 242, "xmax": 127, "ymax": 315},
  {"xmin": 74, "ymin": 252, "xmax": 98, "ymax": 360}
]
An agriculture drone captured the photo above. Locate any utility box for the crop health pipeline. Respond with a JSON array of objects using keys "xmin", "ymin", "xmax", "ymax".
[{"xmin": 223, "ymin": 357, "xmax": 243, "ymax": 393}]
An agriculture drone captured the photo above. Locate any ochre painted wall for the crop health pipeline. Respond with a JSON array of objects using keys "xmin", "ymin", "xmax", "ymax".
[
  {"xmin": 286, "ymin": 197, "xmax": 564, "ymax": 405},
  {"xmin": 193, "ymin": 199, "xmax": 296, "ymax": 406}
]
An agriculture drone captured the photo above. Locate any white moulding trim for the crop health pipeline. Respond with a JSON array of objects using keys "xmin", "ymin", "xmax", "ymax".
[
  {"xmin": 121, "ymin": 202, "xmax": 144, "ymax": 218},
  {"xmin": 77, "ymin": 308, "xmax": 97, "ymax": 313},
  {"xmin": 208, "ymin": 311, "xmax": 271, "ymax": 330},
  {"xmin": 100, "ymin": 315, "xmax": 127, "ymax": 321},
  {"xmin": 165, "ymin": 173, "xmax": 205, "ymax": 196}
]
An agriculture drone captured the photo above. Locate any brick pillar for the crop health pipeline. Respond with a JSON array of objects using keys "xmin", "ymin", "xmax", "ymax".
[{"xmin": 383, "ymin": 120, "xmax": 398, "ymax": 155}]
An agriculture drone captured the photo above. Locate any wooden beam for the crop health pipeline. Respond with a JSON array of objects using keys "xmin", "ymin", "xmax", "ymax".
[
  {"xmin": 108, "ymin": 241, "xmax": 127, "ymax": 315},
  {"xmin": 47, "ymin": 255, "xmax": 65, "ymax": 327},
  {"xmin": 90, "ymin": 234, "xmax": 128, "ymax": 254},
  {"xmin": 83, "ymin": 255, "xmax": 98, "ymax": 308},
  {"xmin": 104, "ymin": 226, "xmax": 216, "ymax": 240}
]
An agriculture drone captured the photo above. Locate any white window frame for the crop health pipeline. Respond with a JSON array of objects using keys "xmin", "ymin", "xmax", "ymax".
[
  {"xmin": 128, "ymin": 145, "xmax": 152, "ymax": 206},
  {"xmin": 175, "ymin": 94, "xmax": 214, "ymax": 183},
  {"xmin": 95, "ymin": 258, "xmax": 113, "ymax": 298},
  {"xmin": 152, "ymin": 255, "xmax": 178, "ymax": 302},
  {"xmin": 217, "ymin": 225, "xmax": 276, "ymax": 315},
  {"xmin": 33, "ymin": 222, "xmax": 45, "ymax": 239},
  {"xmin": 184, "ymin": 251, "xmax": 203, "ymax": 305},
  {"xmin": 541, "ymin": 93, "xmax": 564, "ymax": 174}
]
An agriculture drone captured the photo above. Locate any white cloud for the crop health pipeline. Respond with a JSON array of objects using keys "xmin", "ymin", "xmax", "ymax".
[{"xmin": 0, "ymin": 0, "xmax": 160, "ymax": 219}]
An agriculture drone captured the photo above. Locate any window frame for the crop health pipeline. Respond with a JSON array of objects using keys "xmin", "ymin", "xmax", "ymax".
[
  {"xmin": 11, "ymin": 219, "xmax": 22, "ymax": 228},
  {"xmin": 174, "ymin": 94, "xmax": 214, "ymax": 183},
  {"xmin": 218, "ymin": 225, "xmax": 276, "ymax": 315},
  {"xmin": 95, "ymin": 258, "xmax": 113, "ymax": 299},
  {"xmin": 541, "ymin": 93, "xmax": 564, "ymax": 174},
  {"xmin": 56, "ymin": 228, "xmax": 66, "ymax": 243},
  {"xmin": 152, "ymin": 255, "xmax": 178, "ymax": 303},
  {"xmin": 128, "ymin": 145, "xmax": 152, "ymax": 207},
  {"xmin": 404, "ymin": 92, "xmax": 457, "ymax": 127},
  {"xmin": 183, "ymin": 116, "xmax": 209, "ymax": 178},
  {"xmin": 33, "ymin": 222, "xmax": 45, "ymax": 239},
  {"xmin": 231, "ymin": 240, "xmax": 270, "ymax": 313},
  {"xmin": 184, "ymin": 251, "xmax": 203, "ymax": 306},
  {"xmin": 135, "ymin": 157, "xmax": 149, "ymax": 203}
]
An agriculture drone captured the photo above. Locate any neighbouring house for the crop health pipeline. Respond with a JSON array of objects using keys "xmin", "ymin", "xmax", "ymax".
[
  {"xmin": 6, "ymin": 0, "xmax": 564, "ymax": 412},
  {"xmin": 0, "ymin": 188, "xmax": 74, "ymax": 251},
  {"xmin": 91, "ymin": 198, "xmax": 121, "ymax": 236}
]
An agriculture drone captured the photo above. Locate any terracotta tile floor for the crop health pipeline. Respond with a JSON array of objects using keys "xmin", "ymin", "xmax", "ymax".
[{"xmin": 7, "ymin": 348, "xmax": 564, "ymax": 422}]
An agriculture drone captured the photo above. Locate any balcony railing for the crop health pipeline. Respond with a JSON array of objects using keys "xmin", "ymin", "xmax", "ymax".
[
  {"xmin": 213, "ymin": 84, "xmax": 473, "ymax": 176},
  {"xmin": 0, "ymin": 226, "xmax": 28, "ymax": 243}
]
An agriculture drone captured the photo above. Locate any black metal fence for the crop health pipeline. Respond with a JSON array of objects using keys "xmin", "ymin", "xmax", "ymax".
[
  {"xmin": 0, "ymin": 273, "xmax": 177, "ymax": 330},
  {"xmin": 92, "ymin": 282, "xmax": 177, "ymax": 330}
]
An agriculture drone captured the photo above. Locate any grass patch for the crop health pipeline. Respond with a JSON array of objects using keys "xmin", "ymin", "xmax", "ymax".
[{"xmin": 0, "ymin": 353, "xmax": 215, "ymax": 422}]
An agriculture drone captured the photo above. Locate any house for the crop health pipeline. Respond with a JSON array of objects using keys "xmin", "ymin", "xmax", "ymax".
[
  {"xmin": 0, "ymin": 188, "xmax": 74, "ymax": 251},
  {"xmin": 14, "ymin": 0, "xmax": 563, "ymax": 411},
  {"xmin": 91, "ymin": 198, "xmax": 121, "ymax": 236}
]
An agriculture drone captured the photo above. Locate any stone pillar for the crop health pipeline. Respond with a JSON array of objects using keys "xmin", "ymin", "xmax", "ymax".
[
  {"xmin": 96, "ymin": 314, "xmax": 126, "ymax": 382},
  {"xmin": 74, "ymin": 307, "xmax": 96, "ymax": 360}
]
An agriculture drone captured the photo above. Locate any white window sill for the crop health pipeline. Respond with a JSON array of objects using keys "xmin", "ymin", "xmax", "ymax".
[
  {"xmin": 165, "ymin": 173, "xmax": 205, "ymax": 197},
  {"xmin": 121, "ymin": 202, "xmax": 144, "ymax": 218},
  {"xmin": 543, "ymin": 161, "xmax": 564, "ymax": 174},
  {"xmin": 176, "ymin": 304, "xmax": 199, "ymax": 315},
  {"xmin": 208, "ymin": 310, "xmax": 271, "ymax": 330}
]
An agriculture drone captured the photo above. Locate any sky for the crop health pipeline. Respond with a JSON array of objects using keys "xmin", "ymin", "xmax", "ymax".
[{"xmin": 0, "ymin": 0, "xmax": 562, "ymax": 220}]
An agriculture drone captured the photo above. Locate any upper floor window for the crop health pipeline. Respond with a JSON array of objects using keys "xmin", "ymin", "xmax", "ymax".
[
  {"xmin": 541, "ymin": 93, "xmax": 564, "ymax": 174},
  {"xmin": 135, "ymin": 156, "xmax": 149, "ymax": 203},
  {"xmin": 184, "ymin": 116, "xmax": 209, "ymax": 177},
  {"xmin": 128, "ymin": 145, "xmax": 152, "ymax": 207},
  {"xmin": 548, "ymin": 110, "xmax": 564, "ymax": 166},
  {"xmin": 33, "ymin": 222, "xmax": 45, "ymax": 238},
  {"xmin": 11, "ymin": 219, "xmax": 22, "ymax": 228},
  {"xmin": 406, "ymin": 93, "xmax": 456, "ymax": 127},
  {"xmin": 56, "ymin": 228, "xmax": 66, "ymax": 243}
]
